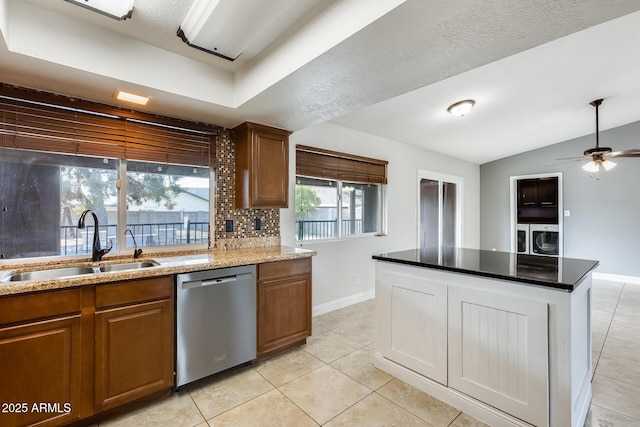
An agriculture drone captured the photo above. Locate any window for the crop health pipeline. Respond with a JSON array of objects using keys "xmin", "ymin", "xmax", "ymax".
[
  {"xmin": 295, "ymin": 145, "xmax": 387, "ymax": 241},
  {"xmin": 126, "ymin": 161, "xmax": 210, "ymax": 248},
  {"xmin": 0, "ymin": 84, "xmax": 215, "ymax": 260},
  {"xmin": 0, "ymin": 148, "xmax": 119, "ymax": 258}
]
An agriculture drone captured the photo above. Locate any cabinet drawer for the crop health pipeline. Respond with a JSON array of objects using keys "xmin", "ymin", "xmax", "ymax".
[
  {"xmin": 0, "ymin": 288, "xmax": 82, "ymax": 326},
  {"xmin": 258, "ymin": 258, "xmax": 311, "ymax": 281},
  {"xmin": 96, "ymin": 276, "xmax": 173, "ymax": 310}
]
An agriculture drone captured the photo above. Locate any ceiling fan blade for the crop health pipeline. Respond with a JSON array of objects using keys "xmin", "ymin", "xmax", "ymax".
[
  {"xmin": 555, "ymin": 156, "xmax": 588, "ymax": 161},
  {"xmin": 608, "ymin": 149, "xmax": 640, "ymax": 158},
  {"xmin": 547, "ymin": 158, "xmax": 587, "ymax": 166}
]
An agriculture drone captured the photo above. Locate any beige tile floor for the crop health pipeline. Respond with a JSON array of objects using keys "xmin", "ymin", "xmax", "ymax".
[{"xmin": 98, "ymin": 279, "xmax": 640, "ymax": 427}]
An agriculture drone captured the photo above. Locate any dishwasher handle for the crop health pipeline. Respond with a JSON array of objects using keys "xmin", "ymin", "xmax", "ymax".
[{"xmin": 181, "ymin": 272, "xmax": 252, "ymax": 289}]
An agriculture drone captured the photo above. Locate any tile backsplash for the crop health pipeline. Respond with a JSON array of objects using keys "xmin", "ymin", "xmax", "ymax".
[{"xmin": 213, "ymin": 128, "xmax": 280, "ymax": 249}]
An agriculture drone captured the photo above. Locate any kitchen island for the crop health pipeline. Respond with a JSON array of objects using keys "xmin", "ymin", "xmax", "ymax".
[{"xmin": 373, "ymin": 247, "xmax": 598, "ymax": 427}]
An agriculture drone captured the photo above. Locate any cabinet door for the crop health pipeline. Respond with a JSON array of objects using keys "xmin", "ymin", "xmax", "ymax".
[
  {"xmin": 448, "ymin": 286, "xmax": 549, "ymax": 427},
  {"xmin": 517, "ymin": 179, "xmax": 538, "ymax": 207},
  {"xmin": 234, "ymin": 122, "xmax": 290, "ymax": 209},
  {"xmin": 257, "ymin": 273, "xmax": 311, "ymax": 356},
  {"xmin": 250, "ymin": 129, "xmax": 289, "ymax": 208},
  {"xmin": 0, "ymin": 315, "xmax": 82, "ymax": 427},
  {"xmin": 95, "ymin": 299, "xmax": 173, "ymax": 411},
  {"xmin": 537, "ymin": 177, "xmax": 558, "ymax": 206},
  {"xmin": 376, "ymin": 262, "xmax": 448, "ymax": 385}
]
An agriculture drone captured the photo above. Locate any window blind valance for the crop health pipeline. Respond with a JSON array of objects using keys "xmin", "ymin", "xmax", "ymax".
[
  {"xmin": 0, "ymin": 84, "xmax": 216, "ymax": 167},
  {"xmin": 296, "ymin": 144, "xmax": 388, "ymax": 184}
]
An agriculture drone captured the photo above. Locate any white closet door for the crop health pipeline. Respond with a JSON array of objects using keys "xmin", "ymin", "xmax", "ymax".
[{"xmin": 448, "ymin": 285, "xmax": 549, "ymax": 427}]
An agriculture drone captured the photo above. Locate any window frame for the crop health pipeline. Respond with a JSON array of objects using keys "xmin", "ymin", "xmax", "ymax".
[
  {"xmin": 117, "ymin": 159, "xmax": 214, "ymax": 254},
  {"xmin": 0, "ymin": 84, "xmax": 216, "ymax": 263},
  {"xmin": 294, "ymin": 175, "xmax": 387, "ymax": 243},
  {"xmin": 294, "ymin": 144, "xmax": 388, "ymax": 243}
]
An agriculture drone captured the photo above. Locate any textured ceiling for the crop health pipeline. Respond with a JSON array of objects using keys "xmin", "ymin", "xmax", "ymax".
[{"xmin": 2, "ymin": 0, "xmax": 640, "ymax": 164}]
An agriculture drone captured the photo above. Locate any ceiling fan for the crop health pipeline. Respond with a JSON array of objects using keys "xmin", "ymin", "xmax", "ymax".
[{"xmin": 560, "ymin": 99, "xmax": 640, "ymax": 172}]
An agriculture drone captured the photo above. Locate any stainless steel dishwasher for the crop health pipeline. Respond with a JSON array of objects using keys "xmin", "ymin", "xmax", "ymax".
[{"xmin": 175, "ymin": 265, "xmax": 256, "ymax": 388}]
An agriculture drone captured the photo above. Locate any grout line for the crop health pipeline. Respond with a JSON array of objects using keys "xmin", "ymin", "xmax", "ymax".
[
  {"xmin": 592, "ymin": 280, "xmax": 624, "ymax": 375},
  {"xmin": 589, "ymin": 402, "xmax": 640, "ymax": 424}
]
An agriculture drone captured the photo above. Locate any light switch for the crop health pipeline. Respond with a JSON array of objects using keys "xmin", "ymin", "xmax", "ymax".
[{"xmin": 564, "ymin": 210, "xmax": 571, "ymax": 217}]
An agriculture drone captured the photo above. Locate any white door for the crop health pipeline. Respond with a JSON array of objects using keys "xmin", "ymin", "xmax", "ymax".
[
  {"xmin": 376, "ymin": 262, "xmax": 448, "ymax": 385},
  {"xmin": 418, "ymin": 170, "xmax": 462, "ymax": 249},
  {"xmin": 448, "ymin": 285, "xmax": 549, "ymax": 427}
]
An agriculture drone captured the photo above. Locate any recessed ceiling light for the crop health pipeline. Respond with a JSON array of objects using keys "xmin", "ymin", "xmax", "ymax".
[
  {"xmin": 447, "ymin": 99, "xmax": 475, "ymax": 117},
  {"xmin": 65, "ymin": 0, "xmax": 134, "ymax": 20},
  {"xmin": 114, "ymin": 90, "xmax": 149, "ymax": 106}
]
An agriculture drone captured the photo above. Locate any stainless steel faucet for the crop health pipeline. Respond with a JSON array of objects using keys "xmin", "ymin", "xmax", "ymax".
[
  {"xmin": 78, "ymin": 210, "xmax": 112, "ymax": 262},
  {"xmin": 125, "ymin": 228, "xmax": 143, "ymax": 259}
]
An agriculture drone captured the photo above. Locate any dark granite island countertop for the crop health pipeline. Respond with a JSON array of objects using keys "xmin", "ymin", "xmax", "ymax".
[{"xmin": 373, "ymin": 247, "xmax": 599, "ymax": 291}]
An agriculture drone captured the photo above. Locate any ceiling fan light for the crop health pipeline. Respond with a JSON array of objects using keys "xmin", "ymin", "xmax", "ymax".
[
  {"xmin": 602, "ymin": 159, "xmax": 617, "ymax": 171},
  {"xmin": 582, "ymin": 160, "xmax": 600, "ymax": 173}
]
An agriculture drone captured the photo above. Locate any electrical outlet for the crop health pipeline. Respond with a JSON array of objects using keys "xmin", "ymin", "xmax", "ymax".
[
  {"xmin": 225, "ymin": 219, "xmax": 234, "ymax": 232},
  {"xmin": 254, "ymin": 218, "xmax": 261, "ymax": 230},
  {"xmin": 354, "ymin": 274, "xmax": 360, "ymax": 285}
]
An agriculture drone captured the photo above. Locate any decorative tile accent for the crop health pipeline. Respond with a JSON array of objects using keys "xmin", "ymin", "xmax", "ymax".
[{"xmin": 214, "ymin": 129, "xmax": 280, "ymax": 245}]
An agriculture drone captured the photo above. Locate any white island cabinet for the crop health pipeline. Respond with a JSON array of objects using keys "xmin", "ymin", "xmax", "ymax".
[{"xmin": 374, "ymin": 248, "xmax": 598, "ymax": 427}]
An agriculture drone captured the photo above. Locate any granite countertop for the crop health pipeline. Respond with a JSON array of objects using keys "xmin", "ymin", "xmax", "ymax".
[
  {"xmin": 373, "ymin": 247, "xmax": 599, "ymax": 291},
  {"xmin": 0, "ymin": 246, "xmax": 316, "ymax": 297}
]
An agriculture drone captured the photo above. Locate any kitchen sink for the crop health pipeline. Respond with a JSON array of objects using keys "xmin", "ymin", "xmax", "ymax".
[
  {"xmin": 4, "ymin": 266, "xmax": 97, "ymax": 282},
  {"xmin": 3, "ymin": 260, "xmax": 160, "ymax": 282},
  {"xmin": 98, "ymin": 261, "xmax": 159, "ymax": 272}
]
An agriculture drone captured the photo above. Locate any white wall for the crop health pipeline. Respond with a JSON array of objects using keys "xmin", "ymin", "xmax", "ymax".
[
  {"xmin": 281, "ymin": 122, "xmax": 480, "ymax": 310},
  {"xmin": 0, "ymin": 0, "xmax": 8, "ymax": 46}
]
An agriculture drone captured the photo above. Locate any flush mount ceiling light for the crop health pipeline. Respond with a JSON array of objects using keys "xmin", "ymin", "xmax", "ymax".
[
  {"xmin": 177, "ymin": 0, "xmax": 297, "ymax": 61},
  {"xmin": 114, "ymin": 90, "xmax": 149, "ymax": 106},
  {"xmin": 65, "ymin": 0, "xmax": 134, "ymax": 20},
  {"xmin": 447, "ymin": 99, "xmax": 475, "ymax": 117}
]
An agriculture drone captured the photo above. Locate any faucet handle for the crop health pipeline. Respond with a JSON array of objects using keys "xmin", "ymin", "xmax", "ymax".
[
  {"xmin": 101, "ymin": 239, "xmax": 113, "ymax": 256},
  {"xmin": 95, "ymin": 239, "xmax": 112, "ymax": 261}
]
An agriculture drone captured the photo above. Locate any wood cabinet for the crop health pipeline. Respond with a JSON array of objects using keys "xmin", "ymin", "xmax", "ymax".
[
  {"xmin": 94, "ymin": 277, "xmax": 174, "ymax": 412},
  {"xmin": 257, "ymin": 258, "xmax": 312, "ymax": 356},
  {"xmin": 0, "ymin": 276, "xmax": 174, "ymax": 426},
  {"xmin": 234, "ymin": 121, "xmax": 291, "ymax": 209},
  {"xmin": 517, "ymin": 177, "xmax": 558, "ymax": 208},
  {"xmin": 0, "ymin": 289, "xmax": 84, "ymax": 427}
]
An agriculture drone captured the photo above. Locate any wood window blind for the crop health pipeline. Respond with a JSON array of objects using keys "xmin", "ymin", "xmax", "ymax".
[
  {"xmin": 0, "ymin": 84, "xmax": 216, "ymax": 167},
  {"xmin": 296, "ymin": 144, "xmax": 388, "ymax": 184}
]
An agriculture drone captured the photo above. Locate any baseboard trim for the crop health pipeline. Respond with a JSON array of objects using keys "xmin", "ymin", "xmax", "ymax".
[
  {"xmin": 593, "ymin": 272, "xmax": 640, "ymax": 285},
  {"xmin": 374, "ymin": 354, "xmax": 532, "ymax": 427},
  {"xmin": 312, "ymin": 290, "xmax": 375, "ymax": 317}
]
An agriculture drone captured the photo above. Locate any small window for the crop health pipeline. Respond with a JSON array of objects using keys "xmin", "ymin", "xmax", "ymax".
[
  {"xmin": 295, "ymin": 177, "xmax": 338, "ymax": 240},
  {"xmin": 341, "ymin": 181, "xmax": 381, "ymax": 236},
  {"xmin": 126, "ymin": 161, "xmax": 209, "ymax": 248},
  {"xmin": 295, "ymin": 177, "xmax": 383, "ymax": 241},
  {"xmin": 295, "ymin": 145, "xmax": 387, "ymax": 242},
  {"xmin": 0, "ymin": 148, "xmax": 119, "ymax": 259}
]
